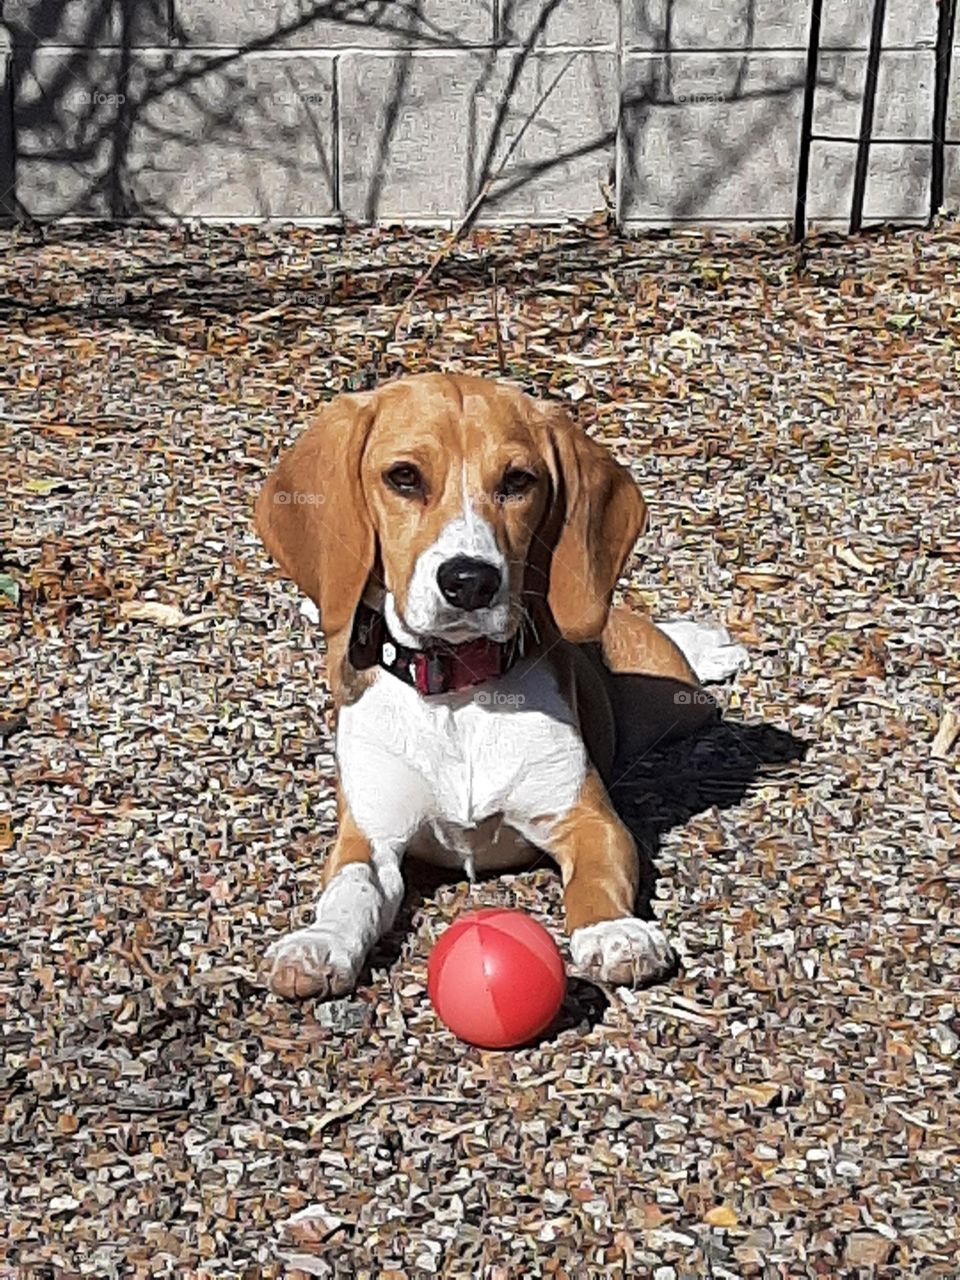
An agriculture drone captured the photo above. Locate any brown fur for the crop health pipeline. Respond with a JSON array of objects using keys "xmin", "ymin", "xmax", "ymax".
[
  {"xmin": 545, "ymin": 769, "xmax": 640, "ymax": 933},
  {"xmin": 256, "ymin": 373, "xmax": 713, "ymax": 984}
]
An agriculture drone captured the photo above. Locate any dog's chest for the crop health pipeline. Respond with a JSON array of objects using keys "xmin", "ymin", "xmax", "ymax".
[{"xmin": 336, "ymin": 662, "xmax": 587, "ymax": 860}]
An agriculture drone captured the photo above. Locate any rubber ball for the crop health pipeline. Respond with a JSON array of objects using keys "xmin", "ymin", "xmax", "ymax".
[{"xmin": 428, "ymin": 909, "xmax": 566, "ymax": 1048}]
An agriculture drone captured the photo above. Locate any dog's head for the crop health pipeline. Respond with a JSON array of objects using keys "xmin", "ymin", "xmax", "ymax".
[{"xmin": 255, "ymin": 373, "xmax": 647, "ymax": 647}]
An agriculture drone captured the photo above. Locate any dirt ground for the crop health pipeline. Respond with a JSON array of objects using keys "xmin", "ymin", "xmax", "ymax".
[{"xmin": 1, "ymin": 218, "xmax": 958, "ymax": 1278}]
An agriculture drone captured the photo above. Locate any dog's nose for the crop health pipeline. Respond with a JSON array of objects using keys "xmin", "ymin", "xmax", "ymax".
[{"xmin": 436, "ymin": 557, "xmax": 501, "ymax": 611}]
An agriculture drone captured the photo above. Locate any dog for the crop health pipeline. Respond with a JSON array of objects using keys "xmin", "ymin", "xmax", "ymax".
[{"xmin": 254, "ymin": 373, "xmax": 745, "ymax": 999}]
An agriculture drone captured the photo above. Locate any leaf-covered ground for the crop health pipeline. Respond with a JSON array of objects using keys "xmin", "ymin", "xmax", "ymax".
[{"xmin": 1, "ymin": 219, "xmax": 958, "ymax": 1278}]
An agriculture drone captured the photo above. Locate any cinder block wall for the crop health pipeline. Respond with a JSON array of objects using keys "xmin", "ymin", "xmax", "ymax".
[{"xmin": 1, "ymin": 0, "xmax": 957, "ymax": 226}]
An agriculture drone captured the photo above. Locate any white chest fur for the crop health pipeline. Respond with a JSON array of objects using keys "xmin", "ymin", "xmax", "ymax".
[{"xmin": 336, "ymin": 660, "xmax": 587, "ymax": 870}]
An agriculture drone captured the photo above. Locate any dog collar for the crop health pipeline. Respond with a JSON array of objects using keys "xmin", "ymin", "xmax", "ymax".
[{"xmin": 350, "ymin": 601, "xmax": 527, "ymax": 696}]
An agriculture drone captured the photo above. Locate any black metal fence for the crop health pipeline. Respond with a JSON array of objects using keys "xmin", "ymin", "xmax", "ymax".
[{"xmin": 794, "ymin": 0, "xmax": 958, "ymax": 238}]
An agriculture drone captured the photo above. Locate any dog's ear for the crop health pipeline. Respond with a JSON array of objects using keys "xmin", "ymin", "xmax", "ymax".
[
  {"xmin": 255, "ymin": 392, "xmax": 376, "ymax": 637},
  {"xmin": 539, "ymin": 404, "xmax": 648, "ymax": 643}
]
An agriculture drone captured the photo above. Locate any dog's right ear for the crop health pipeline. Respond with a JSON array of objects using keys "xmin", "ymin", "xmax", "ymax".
[{"xmin": 255, "ymin": 392, "xmax": 376, "ymax": 637}]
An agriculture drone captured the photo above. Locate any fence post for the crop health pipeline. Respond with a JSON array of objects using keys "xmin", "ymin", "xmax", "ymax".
[
  {"xmin": 794, "ymin": 0, "xmax": 824, "ymax": 242},
  {"xmin": 931, "ymin": 0, "xmax": 958, "ymax": 221},
  {"xmin": 850, "ymin": 0, "xmax": 887, "ymax": 233}
]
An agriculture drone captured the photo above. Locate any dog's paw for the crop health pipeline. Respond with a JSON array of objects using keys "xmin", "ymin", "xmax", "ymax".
[
  {"xmin": 263, "ymin": 927, "xmax": 361, "ymax": 1000},
  {"xmin": 658, "ymin": 619, "xmax": 749, "ymax": 684},
  {"xmin": 570, "ymin": 918, "xmax": 676, "ymax": 987}
]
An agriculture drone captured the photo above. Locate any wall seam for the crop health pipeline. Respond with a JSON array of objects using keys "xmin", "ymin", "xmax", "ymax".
[
  {"xmin": 332, "ymin": 51, "xmax": 341, "ymax": 216},
  {"xmin": 0, "ymin": 47, "xmax": 14, "ymax": 222},
  {"xmin": 616, "ymin": 0, "xmax": 624, "ymax": 226}
]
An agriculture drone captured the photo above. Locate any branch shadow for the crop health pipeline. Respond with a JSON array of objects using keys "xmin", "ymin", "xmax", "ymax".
[{"xmin": 0, "ymin": 0, "xmax": 863, "ymax": 229}]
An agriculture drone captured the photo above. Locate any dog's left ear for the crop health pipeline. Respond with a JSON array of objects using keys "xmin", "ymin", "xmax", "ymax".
[{"xmin": 539, "ymin": 404, "xmax": 648, "ymax": 643}]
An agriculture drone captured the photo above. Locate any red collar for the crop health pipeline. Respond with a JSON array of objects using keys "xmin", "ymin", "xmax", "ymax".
[{"xmin": 350, "ymin": 602, "xmax": 527, "ymax": 696}]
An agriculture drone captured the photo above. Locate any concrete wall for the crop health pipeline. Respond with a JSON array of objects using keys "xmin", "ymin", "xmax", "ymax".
[{"xmin": 1, "ymin": 0, "xmax": 958, "ymax": 227}]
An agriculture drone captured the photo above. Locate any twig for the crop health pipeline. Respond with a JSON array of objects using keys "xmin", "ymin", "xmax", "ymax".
[
  {"xmin": 643, "ymin": 1003, "xmax": 722, "ymax": 1028},
  {"xmin": 390, "ymin": 53, "xmax": 578, "ymax": 341},
  {"xmin": 109, "ymin": 942, "xmax": 164, "ymax": 987},
  {"xmin": 931, "ymin": 708, "xmax": 959, "ymax": 760},
  {"xmin": 890, "ymin": 1106, "xmax": 944, "ymax": 1133},
  {"xmin": 309, "ymin": 1091, "xmax": 376, "ymax": 1136},
  {"xmin": 425, "ymin": 1118, "xmax": 485, "ymax": 1139},
  {"xmin": 491, "ymin": 266, "xmax": 506, "ymax": 376},
  {"xmin": 404, "ymin": 1094, "xmax": 475, "ymax": 1105}
]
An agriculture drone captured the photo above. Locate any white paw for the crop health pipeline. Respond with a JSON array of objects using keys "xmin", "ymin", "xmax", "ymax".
[
  {"xmin": 657, "ymin": 620, "xmax": 749, "ymax": 684},
  {"xmin": 263, "ymin": 926, "xmax": 362, "ymax": 1000},
  {"xmin": 570, "ymin": 918, "xmax": 676, "ymax": 987}
]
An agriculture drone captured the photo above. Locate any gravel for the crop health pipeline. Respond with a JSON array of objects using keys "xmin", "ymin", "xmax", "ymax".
[{"xmin": 1, "ymin": 217, "xmax": 958, "ymax": 1277}]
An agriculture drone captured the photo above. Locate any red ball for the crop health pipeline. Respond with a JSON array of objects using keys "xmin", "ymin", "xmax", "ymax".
[{"xmin": 428, "ymin": 909, "xmax": 566, "ymax": 1048}]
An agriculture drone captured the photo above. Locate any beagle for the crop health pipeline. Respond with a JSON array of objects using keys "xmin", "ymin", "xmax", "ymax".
[{"xmin": 255, "ymin": 373, "xmax": 744, "ymax": 999}]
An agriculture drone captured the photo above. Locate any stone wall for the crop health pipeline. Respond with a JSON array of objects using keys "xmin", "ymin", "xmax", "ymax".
[{"xmin": 1, "ymin": 0, "xmax": 957, "ymax": 226}]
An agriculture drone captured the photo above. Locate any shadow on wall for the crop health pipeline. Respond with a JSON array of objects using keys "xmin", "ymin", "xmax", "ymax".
[{"xmin": 0, "ymin": 0, "xmax": 928, "ymax": 225}]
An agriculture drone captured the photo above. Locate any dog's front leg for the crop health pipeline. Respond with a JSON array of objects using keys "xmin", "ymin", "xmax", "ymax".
[
  {"xmin": 264, "ymin": 802, "xmax": 404, "ymax": 1000},
  {"xmin": 541, "ymin": 771, "xmax": 676, "ymax": 987}
]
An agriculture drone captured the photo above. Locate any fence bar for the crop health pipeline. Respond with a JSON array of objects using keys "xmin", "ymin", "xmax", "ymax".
[
  {"xmin": 850, "ymin": 0, "xmax": 887, "ymax": 233},
  {"xmin": 815, "ymin": 134, "xmax": 960, "ymax": 147},
  {"xmin": 794, "ymin": 0, "xmax": 823, "ymax": 242},
  {"xmin": 931, "ymin": 0, "xmax": 958, "ymax": 220}
]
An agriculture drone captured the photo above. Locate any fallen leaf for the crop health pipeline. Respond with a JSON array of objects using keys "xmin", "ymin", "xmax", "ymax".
[
  {"xmin": 49, "ymin": 1195, "xmax": 80, "ymax": 1213},
  {"xmin": 931, "ymin": 709, "xmax": 960, "ymax": 760},
  {"xmin": 119, "ymin": 601, "xmax": 216, "ymax": 629},
  {"xmin": 810, "ymin": 389, "xmax": 837, "ymax": 408},
  {"xmin": 735, "ymin": 571, "xmax": 792, "ymax": 591},
  {"xmin": 637, "ymin": 1201, "xmax": 668, "ymax": 1229},
  {"xmin": 668, "ymin": 326, "xmax": 703, "ymax": 354},
  {"xmin": 705, "ymin": 1204, "xmax": 739, "ymax": 1228},
  {"xmin": 0, "ymin": 573, "xmax": 20, "ymax": 606},
  {"xmin": 23, "ymin": 477, "xmax": 72, "ymax": 495},
  {"xmin": 279, "ymin": 1205, "xmax": 346, "ymax": 1248},
  {"xmin": 308, "ymin": 1091, "xmax": 376, "ymax": 1136},
  {"xmin": 845, "ymin": 1232, "xmax": 893, "ymax": 1266},
  {"xmin": 730, "ymin": 1082, "xmax": 782, "ymax": 1107},
  {"xmin": 834, "ymin": 544, "xmax": 876, "ymax": 574}
]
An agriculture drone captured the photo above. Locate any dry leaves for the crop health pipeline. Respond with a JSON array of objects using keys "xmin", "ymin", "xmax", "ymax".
[
  {"xmin": 734, "ymin": 571, "xmax": 792, "ymax": 591},
  {"xmin": 118, "ymin": 600, "xmax": 217, "ymax": 629},
  {"xmin": 931, "ymin": 709, "xmax": 959, "ymax": 760},
  {"xmin": 1, "ymin": 218, "xmax": 959, "ymax": 1277},
  {"xmin": 704, "ymin": 1204, "xmax": 739, "ymax": 1229}
]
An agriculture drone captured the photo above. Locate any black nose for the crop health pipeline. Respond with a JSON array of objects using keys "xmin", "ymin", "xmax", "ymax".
[{"xmin": 436, "ymin": 556, "xmax": 501, "ymax": 611}]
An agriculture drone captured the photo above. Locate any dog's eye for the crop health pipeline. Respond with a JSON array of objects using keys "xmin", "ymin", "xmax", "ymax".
[
  {"xmin": 499, "ymin": 468, "xmax": 537, "ymax": 499},
  {"xmin": 385, "ymin": 463, "xmax": 424, "ymax": 496}
]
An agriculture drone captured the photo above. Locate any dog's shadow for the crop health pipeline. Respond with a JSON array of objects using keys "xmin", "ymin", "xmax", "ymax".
[
  {"xmin": 365, "ymin": 716, "xmax": 807, "ymax": 1031},
  {"xmin": 609, "ymin": 717, "xmax": 808, "ymax": 907}
]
